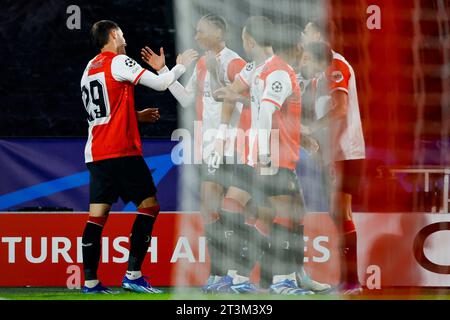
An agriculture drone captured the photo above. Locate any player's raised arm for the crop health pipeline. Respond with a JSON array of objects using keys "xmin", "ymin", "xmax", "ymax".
[
  {"xmin": 140, "ymin": 49, "xmax": 198, "ymax": 91},
  {"xmin": 303, "ymin": 85, "xmax": 348, "ymax": 136},
  {"xmin": 215, "ymin": 79, "xmax": 249, "ymax": 123},
  {"xmin": 209, "ymin": 75, "xmax": 249, "ymax": 157},
  {"xmin": 142, "ymin": 47, "xmax": 198, "ymax": 107},
  {"xmin": 213, "ymin": 61, "xmax": 252, "ymax": 132},
  {"xmin": 111, "ymin": 54, "xmax": 184, "ymax": 91},
  {"xmin": 204, "ymin": 50, "xmax": 228, "ymax": 99}
]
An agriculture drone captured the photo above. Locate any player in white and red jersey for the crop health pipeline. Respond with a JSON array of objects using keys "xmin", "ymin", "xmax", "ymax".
[
  {"xmin": 141, "ymin": 14, "xmax": 251, "ymax": 291},
  {"xmin": 302, "ymin": 22, "xmax": 366, "ymax": 294},
  {"xmin": 210, "ymin": 18, "xmax": 320, "ymax": 295},
  {"xmin": 80, "ymin": 20, "xmax": 197, "ymax": 294},
  {"xmin": 261, "ymin": 24, "xmax": 331, "ymax": 294}
]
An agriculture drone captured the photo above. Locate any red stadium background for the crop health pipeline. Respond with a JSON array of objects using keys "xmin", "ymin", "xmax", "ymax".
[{"xmin": 328, "ymin": 0, "xmax": 449, "ymax": 213}]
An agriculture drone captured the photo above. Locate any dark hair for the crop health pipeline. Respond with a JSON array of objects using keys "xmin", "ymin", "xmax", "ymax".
[
  {"xmin": 271, "ymin": 23, "xmax": 302, "ymax": 53},
  {"xmin": 308, "ymin": 18, "xmax": 337, "ymax": 42},
  {"xmin": 304, "ymin": 41, "xmax": 333, "ymax": 65},
  {"xmin": 91, "ymin": 20, "xmax": 120, "ymax": 50},
  {"xmin": 201, "ymin": 13, "xmax": 227, "ymax": 34},
  {"xmin": 243, "ymin": 16, "xmax": 273, "ymax": 47}
]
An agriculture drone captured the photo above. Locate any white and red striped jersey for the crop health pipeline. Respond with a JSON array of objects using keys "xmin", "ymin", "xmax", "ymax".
[
  {"xmin": 238, "ymin": 55, "xmax": 302, "ymax": 170},
  {"xmin": 313, "ymin": 51, "xmax": 366, "ymax": 164},
  {"xmin": 186, "ymin": 47, "xmax": 247, "ymax": 160},
  {"xmin": 81, "ymin": 51, "xmax": 146, "ymax": 163},
  {"xmin": 237, "ymin": 59, "xmax": 267, "ymax": 166}
]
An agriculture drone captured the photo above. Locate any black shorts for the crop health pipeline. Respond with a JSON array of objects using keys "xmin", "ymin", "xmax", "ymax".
[
  {"xmin": 230, "ymin": 165, "xmax": 300, "ymax": 206},
  {"xmin": 200, "ymin": 163, "xmax": 234, "ymax": 189},
  {"xmin": 229, "ymin": 164, "xmax": 254, "ymax": 194},
  {"xmin": 332, "ymin": 159, "xmax": 365, "ymax": 195},
  {"xmin": 86, "ymin": 156, "xmax": 157, "ymax": 206},
  {"xmin": 255, "ymin": 167, "xmax": 301, "ymax": 205}
]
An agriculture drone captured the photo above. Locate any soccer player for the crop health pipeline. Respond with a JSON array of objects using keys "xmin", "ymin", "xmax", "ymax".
[
  {"xmin": 80, "ymin": 20, "xmax": 197, "ymax": 294},
  {"xmin": 301, "ymin": 38, "xmax": 366, "ymax": 294},
  {"xmin": 268, "ymin": 24, "xmax": 332, "ymax": 293},
  {"xmin": 140, "ymin": 14, "xmax": 250, "ymax": 292},
  {"xmin": 213, "ymin": 18, "xmax": 315, "ymax": 295}
]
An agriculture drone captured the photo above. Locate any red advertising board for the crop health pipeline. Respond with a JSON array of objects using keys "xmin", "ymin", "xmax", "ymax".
[
  {"xmin": 2, "ymin": 212, "xmax": 450, "ymax": 288},
  {"xmin": 0, "ymin": 212, "xmax": 341, "ymax": 287}
]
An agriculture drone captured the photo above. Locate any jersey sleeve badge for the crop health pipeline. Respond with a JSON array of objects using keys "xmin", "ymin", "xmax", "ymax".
[{"xmin": 331, "ymin": 70, "xmax": 344, "ymax": 83}]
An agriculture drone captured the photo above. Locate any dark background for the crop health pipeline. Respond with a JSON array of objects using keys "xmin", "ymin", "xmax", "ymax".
[
  {"xmin": 0, "ymin": 0, "xmax": 325, "ymax": 138},
  {"xmin": 0, "ymin": 0, "xmax": 179, "ymax": 138}
]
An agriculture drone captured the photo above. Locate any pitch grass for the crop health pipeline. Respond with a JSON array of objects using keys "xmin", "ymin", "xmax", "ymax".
[
  {"xmin": 1, "ymin": 287, "xmax": 450, "ymax": 300},
  {"xmin": 0, "ymin": 287, "xmax": 328, "ymax": 300}
]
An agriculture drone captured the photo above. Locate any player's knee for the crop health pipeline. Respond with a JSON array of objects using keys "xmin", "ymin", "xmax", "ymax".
[
  {"xmin": 138, "ymin": 196, "xmax": 158, "ymax": 209},
  {"xmin": 200, "ymin": 211, "xmax": 219, "ymax": 224},
  {"xmin": 221, "ymin": 197, "xmax": 246, "ymax": 214},
  {"xmin": 200, "ymin": 194, "xmax": 221, "ymax": 214},
  {"xmin": 89, "ymin": 204, "xmax": 111, "ymax": 218},
  {"xmin": 201, "ymin": 181, "xmax": 224, "ymax": 200},
  {"xmin": 255, "ymin": 212, "xmax": 274, "ymax": 237},
  {"xmin": 225, "ymin": 187, "xmax": 251, "ymax": 205}
]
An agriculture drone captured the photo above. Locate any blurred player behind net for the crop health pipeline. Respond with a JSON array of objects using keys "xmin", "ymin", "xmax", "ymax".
[
  {"xmin": 302, "ymin": 19, "xmax": 366, "ymax": 294},
  {"xmin": 141, "ymin": 14, "xmax": 250, "ymax": 292},
  {"xmin": 213, "ymin": 18, "xmax": 315, "ymax": 295},
  {"xmin": 272, "ymin": 23, "xmax": 331, "ymax": 293}
]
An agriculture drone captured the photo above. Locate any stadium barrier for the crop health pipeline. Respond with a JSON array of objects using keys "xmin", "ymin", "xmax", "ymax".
[{"xmin": 1, "ymin": 212, "xmax": 450, "ymax": 287}]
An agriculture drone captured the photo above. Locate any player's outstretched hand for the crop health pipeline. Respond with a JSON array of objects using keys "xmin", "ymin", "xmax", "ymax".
[
  {"xmin": 176, "ymin": 49, "xmax": 199, "ymax": 67},
  {"xmin": 137, "ymin": 108, "xmax": 160, "ymax": 123},
  {"xmin": 213, "ymin": 86, "xmax": 239, "ymax": 102},
  {"xmin": 141, "ymin": 46, "xmax": 166, "ymax": 71},
  {"xmin": 302, "ymin": 135, "xmax": 320, "ymax": 155}
]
